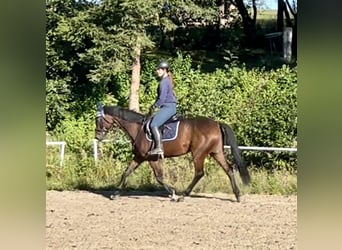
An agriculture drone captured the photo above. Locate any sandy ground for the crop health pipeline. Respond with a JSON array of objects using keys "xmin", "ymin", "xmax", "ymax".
[{"xmin": 46, "ymin": 190, "xmax": 297, "ymax": 249}]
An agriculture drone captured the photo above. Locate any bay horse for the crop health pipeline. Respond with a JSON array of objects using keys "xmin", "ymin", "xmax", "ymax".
[{"xmin": 94, "ymin": 104, "xmax": 250, "ymax": 202}]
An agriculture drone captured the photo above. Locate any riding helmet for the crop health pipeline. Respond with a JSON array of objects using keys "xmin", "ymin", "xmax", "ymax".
[{"xmin": 157, "ymin": 61, "xmax": 169, "ymax": 70}]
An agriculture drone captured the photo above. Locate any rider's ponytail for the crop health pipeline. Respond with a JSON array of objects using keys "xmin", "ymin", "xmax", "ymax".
[{"xmin": 167, "ymin": 71, "xmax": 176, "ymax": 97}]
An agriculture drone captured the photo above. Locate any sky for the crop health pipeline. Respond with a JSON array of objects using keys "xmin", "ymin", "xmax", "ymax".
[
  {"xmin": 263, "ymin": 0, "xmax": 297, "ymax": 10},
  {"xmin": 265, "ymin": 0, "xmax": 277, "ymax": 10},
  {"xmin": 244, "ymin": 0, "xmax": 295, "ymax": 10},
  {"xmin": 243, "ymin": 0, "xmax": 278, "ymax": 10}
]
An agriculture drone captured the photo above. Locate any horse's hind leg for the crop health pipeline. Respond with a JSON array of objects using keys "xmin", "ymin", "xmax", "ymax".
[
  {"xmin": 181, "ymin": 154, "xmax": 206, "ymax": 196},
  {"xmin": 211, "ymin": 152, "xmax": 241, "ymax": 202}
]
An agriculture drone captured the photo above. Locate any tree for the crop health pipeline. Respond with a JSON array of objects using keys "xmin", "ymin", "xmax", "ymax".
[
  {"xmin": 46, "ymin": 0, "xmax": 130, "ymax": 130},
  {"xmin": 46, "ymin": 0, "xmax": 164, "ymax": 130},
  {"xmin": 284, "ymin": 0, "xmax": 297, "ymax": 57},
  {"xmin": 158, "ymin": 0, "xmax": 218, "ymax": 50},
  {"xmin": 277, "ymin": 0, "xmax": 284, "ymax": 31},
  {"xmin": 46, "ymin": 0, "xmax": 91, "ymax": 130},
  {"xmin": 116, "ymin": 0, "xmax": 160, "ymax": 112},
  {"xmin": 232, "ymin": 0, "xmax": 257, "ymax": 46}
]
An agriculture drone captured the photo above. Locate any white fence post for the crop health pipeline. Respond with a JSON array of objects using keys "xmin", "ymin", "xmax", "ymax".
[
  {"xmin": 60, "ymin": 142, "xmax": 65, "ymax": 165},
  {"xmin": 93, "ymin": 139, "xmax": 98, "ymax": 162},
  {"xmin": 283, "ymin": 27, "xmax": 293, "ymax": 63},
  {"xmin": 93, "ymin": 139, "xmax": 113, "ymax": 162},
  {"xmin": 46, "ymin": 141, "xmax": 66, "ymax": 166}
]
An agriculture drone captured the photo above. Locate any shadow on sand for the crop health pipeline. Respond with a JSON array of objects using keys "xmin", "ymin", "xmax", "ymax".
[{"xmin": 84, "ymin": 185, "xmax": 237, "ymax": 203}]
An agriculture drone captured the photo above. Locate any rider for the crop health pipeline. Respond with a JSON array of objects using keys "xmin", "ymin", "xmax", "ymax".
[{"xmin": 148, "ymin": 60, "xmax": 177, "ymax": 156}]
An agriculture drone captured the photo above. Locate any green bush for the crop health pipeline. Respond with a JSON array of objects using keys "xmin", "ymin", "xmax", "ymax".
[{"xmin": 52, "ymin": 113, "xmax": 95, "ymax": 157}]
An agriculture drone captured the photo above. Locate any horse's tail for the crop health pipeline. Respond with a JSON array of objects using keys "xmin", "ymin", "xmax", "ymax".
[{"xmin": 220, "ymin": 123, "xmax": 251, "ymax": 185}]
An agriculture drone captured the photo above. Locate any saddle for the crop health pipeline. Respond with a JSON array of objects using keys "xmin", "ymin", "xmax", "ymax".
[{"xmin": 144, "ymin": 114, "xmax": 180, "ymax": 141}]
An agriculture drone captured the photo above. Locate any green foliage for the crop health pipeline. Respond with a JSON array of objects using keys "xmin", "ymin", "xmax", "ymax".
[
  {"xmin": 139, "ymin": 58, "xmax": 161, "ymax": 112},
  {"xmin": 246, "ymin": 167, "xmax": 297, "ymax": 195},
  {"xmin": 46, "ymin": 78, "xmax": 71, "ymax": 129},
  {"xmin": 98, "ymin": 129, "xmax": 133, "ymax": 163},
  {"xmin": 167, "ymin": 0, "xmax": 218, "ymax": 26},
  {"xmin": 46, "ymin": 0, "xmax": 162, "ymax": 130},
  {"xmin": 224, "ymin": 65, "xmax": 297, "ymax": 169},
  {"xmin": 45, "ymin": 0, "xmax": 284, "ymax": 130},
  {"xmin": 52, "ymin": 113, "xmax": 95, "ymax": 156}
]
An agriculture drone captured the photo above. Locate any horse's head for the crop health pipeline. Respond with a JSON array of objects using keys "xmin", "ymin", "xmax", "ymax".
[
  {"xmin": 95, "ymin": 104, "xmax": 145, "ymax": 141},
  {"xmin": 94, "ymin": 104, "xmax": 114, "ymax": 141}
]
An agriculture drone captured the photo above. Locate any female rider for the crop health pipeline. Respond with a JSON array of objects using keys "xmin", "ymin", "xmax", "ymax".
[{"xmin": 148, "ymin": 61, "xmax": 177, "ymax": 155}]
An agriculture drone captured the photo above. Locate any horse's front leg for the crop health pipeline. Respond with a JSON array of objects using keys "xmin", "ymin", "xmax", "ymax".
[
  {"xmin": 110, "ymin": 156, "xmax": 143, "ymax": 199},
  {"xmin": 148, "ymin": 160, "xmax": 184, "ymax": 202}
]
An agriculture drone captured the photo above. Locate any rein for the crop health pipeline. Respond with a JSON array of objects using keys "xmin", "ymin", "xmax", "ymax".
[
  {"xmin": 97, "ymin": 113, "xmax": 150, "ymax": 147},
  {"xmin": 103, "ymin": 116, "xmax": 115, "ymax": 132}
]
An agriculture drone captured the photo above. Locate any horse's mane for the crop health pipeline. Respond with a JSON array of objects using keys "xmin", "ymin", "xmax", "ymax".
[{"xmin": 103, "ymin": 106, "xmax": 145, "ymax": 123}]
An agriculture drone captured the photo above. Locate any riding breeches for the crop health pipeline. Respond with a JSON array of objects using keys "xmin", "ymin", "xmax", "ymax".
[{"xmin": 150, "ymin": 103, "xmax": 176, "ymax": 128}]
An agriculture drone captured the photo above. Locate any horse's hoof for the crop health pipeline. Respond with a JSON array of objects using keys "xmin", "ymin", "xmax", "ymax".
[
  {"xmin": 169, "ymin": 194, "xmax": 184, "ymax": 202},
  {"xmin": 170, "ymin": 197, "xmax": 180, "ymax": 202},
  {"xmin": 177, "ymin": 196, "xmax": 185, "ymax": 202},
  {"xmin": 110, "ymin": 191, "xmax": 121, "ymax": 200}
]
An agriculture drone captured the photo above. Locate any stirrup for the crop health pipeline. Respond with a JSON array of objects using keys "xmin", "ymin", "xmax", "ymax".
[{"xmin": 148, "ymin": 148, "xmax": 164, "ymax": 155}]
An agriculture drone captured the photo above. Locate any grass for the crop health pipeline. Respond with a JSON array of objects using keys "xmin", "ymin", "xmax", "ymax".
[{"xmin": 46, "ymin": 153, "xmax": 297, "ymax": 195}]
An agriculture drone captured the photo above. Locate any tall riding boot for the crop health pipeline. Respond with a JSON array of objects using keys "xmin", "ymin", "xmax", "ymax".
[{"xmin": 148, "ymin": 127, "xmax": 164, "ymax": 155}]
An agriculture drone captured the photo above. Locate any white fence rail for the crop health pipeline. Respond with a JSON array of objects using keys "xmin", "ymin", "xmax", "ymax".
[
  {"xmin": 46, "ymin": 141, "xmax": 66, "ymax": 166},
  {"xmin": 224, "ymin": 145, "xmax": 297, "ymax": 152},
  {"xmin": 92, "ymin": 139, "xmax": 297, "ymax": 161},
  {"xmin": 46, "ymin": 139, "xmax": 297, "ymax": 164}
]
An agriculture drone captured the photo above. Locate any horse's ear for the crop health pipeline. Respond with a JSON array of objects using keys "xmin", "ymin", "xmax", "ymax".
[{"xmin": 96, "ymin": 102, "xmax": 104, "ymax": 117}]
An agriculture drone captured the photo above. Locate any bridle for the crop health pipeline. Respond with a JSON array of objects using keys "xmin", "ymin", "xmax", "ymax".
[
  {"xmin": 95, "ymin": 116, "xmax": 114, "ymax": 133},
  {"xmin": 95, "ymin": 113, "xmax": 115, "ymax": 136}
]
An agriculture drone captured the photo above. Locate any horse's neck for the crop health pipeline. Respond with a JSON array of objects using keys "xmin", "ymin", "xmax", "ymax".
[{"xmin": 116, "ymin": 118, "xmax": 141, "ymax": 143}]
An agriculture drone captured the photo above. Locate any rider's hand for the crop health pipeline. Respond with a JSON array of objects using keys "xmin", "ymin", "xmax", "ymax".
[{"xmin": 149, "ymin": 105, "xmax": 155, "ymax": 115}]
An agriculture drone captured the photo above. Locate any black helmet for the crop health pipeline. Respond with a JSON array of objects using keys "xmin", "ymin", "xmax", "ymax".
[{"xmin": 157, "ymin": 61, "xmax": 169, "ymax": 70}]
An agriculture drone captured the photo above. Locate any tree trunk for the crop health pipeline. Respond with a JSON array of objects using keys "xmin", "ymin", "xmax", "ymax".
[
  {"xmin": 219, "ymin": 0, "xmax": 225, "ymax": 29},
  {"xmin": 284, "ymin": 0, "xmax": 297, "ymax": 57},
  {"xmin": 233, "ymin": 0, "xmax": 257, "ymax": 46},
  {"xmin": 277, "ymin": 0, "xmax": 284, "ymax": 31},
  {"xmin": 283, "ymin": 1, "xmax": 293, "ymax": 27},
  {"xmin": 129, "ymin": 45, "xmax": 141, "ymax": 112}
]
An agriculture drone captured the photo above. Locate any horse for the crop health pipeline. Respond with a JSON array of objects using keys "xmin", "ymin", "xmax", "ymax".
[{"xmin": 94, "ymin": 104, "xmax": 251, "ymax": 202}]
